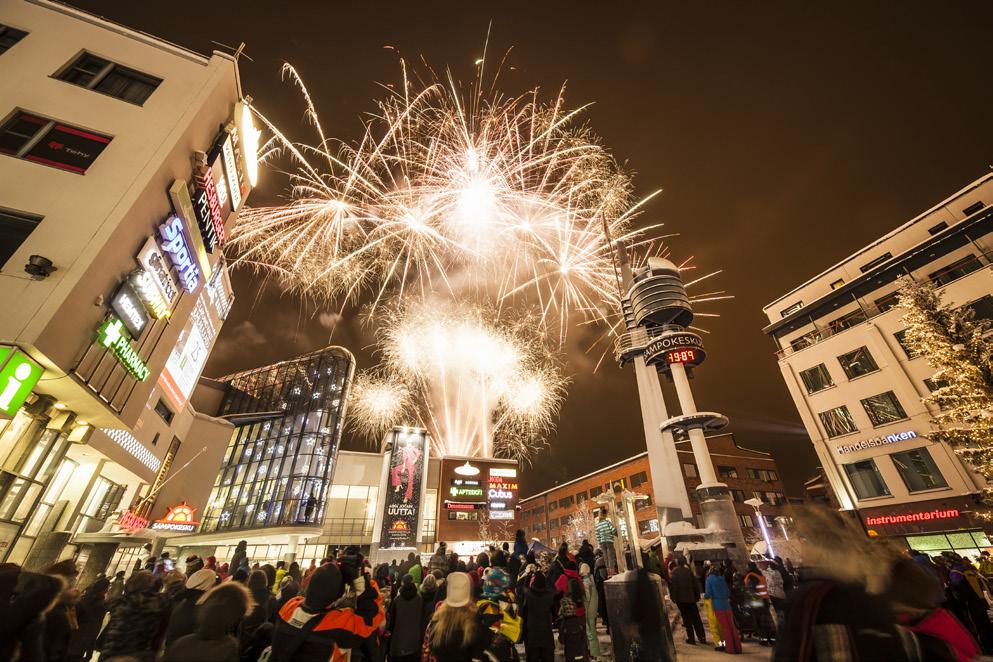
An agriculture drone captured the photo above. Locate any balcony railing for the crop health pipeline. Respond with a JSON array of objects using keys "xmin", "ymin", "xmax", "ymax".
[{"xmin": 775, "ymin": 253, "xmax": 993, "ymax": 359}]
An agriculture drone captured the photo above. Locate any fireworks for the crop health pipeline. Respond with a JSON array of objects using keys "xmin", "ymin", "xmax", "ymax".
[
  {"xmin": 352, "ymin": 302, "xmax": 565, "ymax": 462},
  {"xmin": 229, "ymin": 56, "xmax": 725, "ymax": 460}
]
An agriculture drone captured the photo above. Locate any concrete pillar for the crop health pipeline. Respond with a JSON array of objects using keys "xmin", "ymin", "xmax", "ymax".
[
  {"xmin": 22, "ymin": 530, "xmax": 71, "ymax": 572},
  {"xmin": 77, "ymin": 542, "xmax": 119, "ymax": 588},
  {"xmin": 669, "ymin": 362, "xmax": 719, "ymax": 486},
  {"xmin": 284, "ymin": 535, "xmax": 299, "ymax": 564}
]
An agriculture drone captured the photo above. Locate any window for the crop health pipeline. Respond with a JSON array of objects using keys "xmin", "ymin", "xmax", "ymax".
[
  {"xmin": 790, "ymin": 332, "xmax": 820, "ymax": 352},
  {"xmin": 0, "ymin": 208, "xmax": 42, "ymax": 268},
  {"xmin": 928, "ymin": 221, "xmax": 948, "ymax": 235},
  {"xmin": 874, "ymin": 291, "xmax": 900, "ymax": 313},
  {"xmin": 154, "ymin": 398, "xmax": 174, "ymax": 424},
  {"xmin": 966, "ymin": 295, "xmax": 993, "ymax": 323},
  {"xmin": 819, "ymin": 405, "xmax": 858, "ymax": 438},
  {"xmin": 576, "ymin": 491, "xmax": 587, "ymax": 504},
  {"xmin": 963, "ymin": 201, "xmax": 984, "ymax": 216},
  {"xmin": 860, "ymin": 252, "xmax": 893, "ymax": 274},
  {"xmin": 738, "ymin": 514, "xmax": 754, "ymax": 528},
  {"xmin": 828, "ymin": 308, "xmax": 867, "ymax": 333},
  {"xmin": 0, "ymin": 25, "xmax": 28, "ymax": 55},
  {"xmin": 843, "ymin": 459, "xmax": 891, "ymax": 499},
  {"xmin": 630, "ymin": 471, "xmax": 648, "ymax": 488},
  {"xmin": 894, "ymin": 330, "xmax": 918, "ymax": 359},
  {"xmin": 780, "ymin": 301, "xmax": 804, "ymax": 318},
  {"xmin": 682, "ymin": 463, "xmax": 698, "ymax": 478},
  {"xmin": 924, "ymin": 377, "xmax": 948, "ymax": 393},
  {"xmin": 838, "ymin": 346, "xmax": 878, "ymax": 379},
  {"xmin": 150, "ymin": 432, "xmax": 160, "ymax": 447},
  {"xmin": 558, "ymin": 496, "xmax": 574, "ymax": 509},
  {"xmin": 830, "ymin": 278, "xmax": 845, "ymax": 290},
  {"xmin": 799, "ymin": 364, "xmax": 833, "ymax": 394},
  {"xmin": 746, "ymin": 468, "xmax": 779, "ymax": 482},
  {"xmin": 635, "ymin": 494, "xmax": 653, "ymax": 511},
  {"xmin": 589, "ymin": 485, "xmax": 603, "ymax": 498},
  {"xmin": 0, "ymin": 111, "xmax": 112, "ymax": 174},
  {"xmin": 56, "ymin": 52, "xmax": 161, "ymax": 105},
  {"xmin": 891, "ymin": 447, "xmax": 948, "ymax": 492},
  {"xmin": 730, "ymin": 489, "xmax": 746, "ymax": 503},
  {"xmin": 861, "ymin": 391, "xmax": 908, "ymax": 426},
  {"xmin": 717, "ymin": 465, "xmax": 738, "ymax": 480},
  {"xmin": 548, "ymin": 501, "xmax": 557, "ymax": 513},
  {"xmin": 929, "ymin": 255, "xmax": 980, "ymax": 287}
]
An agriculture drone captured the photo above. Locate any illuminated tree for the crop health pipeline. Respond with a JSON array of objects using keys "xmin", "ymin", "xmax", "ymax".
[
  {"xmin": 566, "ymin": 505, "xmax": 598, "ymax": 550},
  {"xmin": 897, "ymin": 276, "xmax": 993, "ymax": 499}
]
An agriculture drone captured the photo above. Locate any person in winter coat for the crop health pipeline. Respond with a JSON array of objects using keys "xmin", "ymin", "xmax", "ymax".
[
  {"xmin": 557, "ymin": 579, "xmax": 588, "ymax": 662},
  {"xmin": 276, "ymin": 577, "xmax": 300, "ymax": 614},
  {"xmin": 522, "ymin": 572, "xmax": 556, "ymax": 662},
  {"xmin": 670, "ymin": 556, "xmax": 706, "ymax": 645},
  {"xmin": 420, "ymin": 573, "xmax": 440, "ymax": 632},
  {"xmin": 704, "ymin": 563, "xmax": 740, "ymax": 654},
  {"xmin": 240, "ymin": 569, "xmax": 276, "ymax": 661},
  {"xmin": 429, "ymin": 542, "xmax": 449, "ymax": 577},
  {"xmin": 0, "ymin": 563, "xmax": 63, "ymax": 662},
  {"xmin": 43, "ymin": 559, "xmax": 81, "ymax": 662},
  {"xmin": 67, "ymin": 576, "xmax": 110, "ymax": 662},
  {"xmin": 593, "ymin": 555, "xmax": 609, "ymax": 634},
  {"xmin": 554, "ymin": 560, "xmax": 586, "ymax": 619},
  {"xmin": 107, "ymin": 571, "xmax": 125, "ymax": 604},
  {"xmin": 386, "ymin": 574, "xmax": 423, "ymax": 661},
  {"xmin": 271, "ymin": 561, "xmax": 385, "ymax": 662},
  {"xmin": 230, "ymin": 541, "xmax": 248, "ymax": 576},
  {"xmin": 477, "ymin": 566, "xmax": 521, "ymax": 661},
  {"xmin": 273, "ymin": 561, "xmax": 288, "ymax": 595},
  {"xmin": 164, "ymin": 568, "xmax": 218, "ymax": 649},
  {"xmin": 577, "ymin": 540, "xmax": 596, "ymax": 571},
  {"xmin": 425, "ymin": 572, "xmax": 491, "ymax": 662},
  {"xmin": 579, "ymin": 563, "xmax": 601, "ymax": 659},
  {"xmin": 513, "ymin": 529, "xmax": 528, "ymax": 560},
  {"xmin": 161, "ymin": 580, "xmax": 254, "ymax": 662},
  {"xmin": 744, "ymin": 561, "xmax": 775, "ymax": 645},
  {"xmin": 186, "ymin": 554, "xmax": 205, "ymax": 576},
  {"xmin": 287, "ymin": 561, "xmax": 302, "ymax": 585},
  {"xmin": 99, "ymin": 571, "xmax": 167, "ymax": 661}
]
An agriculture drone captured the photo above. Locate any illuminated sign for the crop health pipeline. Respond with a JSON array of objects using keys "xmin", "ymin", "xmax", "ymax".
[
  {"xmin": 193, "ymin": 164, "xmax": 226, "ymax": 251},
  {"xmin": 454, "ymin": 462, "xmax": 480, "ymax": 476},
  {"xmin": 236, "ymin": 100, "xmax": 260, "ymax": 187},
  {"xmin": 110, "ymin": 281, "xmax": 148, "ymax": 337},
  {"xmin": 168, "ymin": 180, "xmax": 212, "ymax": 280},
  {"xmin": 379, "ymin": 428, "xmax": 428, "ymax": 549},
  {"xmin": 118, "ymin": 511, "xmax": 149, "ymax": 530},
  {"xmin": 204, "ymin": 265, "xmax": 233, "ymax": 320},
  {"xmin": 450, "ymin": 485, "xmax": 484, "ymax": 498},
  {"xmin": 159, "ymin": 295, "xmax": 216, "ymax": 409},
  {"xmin": 137, "ymin": 236, "xmax": 179, "ymax": 307},
  {"xmin": 150, "ymin": 501, "xmax": 199, "ymax": 532},
  {"xmin": 487, "ymin": 466, "xmax": 518, "ymax": 517},
  {"xmin": 220, "ymin": 134, "xmax": 242, "ymax": 211},
  {"xmin": 129, "ymin": 268, "xmax": 170, "ymax": 320},
  {"xmin": 666, "ymin": 349, "xmax": 697, "ymax": 364},
  {"xmin": 0, "ymin": 347, "xmax": 43, "ymax": 417},
  {"xmin": 837, "ymin": 430, "xmax": 917, "ymax": 455},
  {"xmin": 96, "ymin": 318, "xmax": 150, "ymax": 381},
  {"xmin": 490, "ymin": 510, "xmax": 514, "ymax": 520},
  {"xmin": 865, "ymin": 508, "xmax": 960, "ymax": 527},
  {"xmin": 158, "ymin": 214, "xmax": 201, "ymax": 293},
  {"xmin": 445, "ymin": 501, "xmax": 484, "ymax": 511}
]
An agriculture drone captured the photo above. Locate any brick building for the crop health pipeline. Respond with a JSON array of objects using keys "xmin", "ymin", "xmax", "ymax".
[{"xmin": 520, "ymin": 433, "xmax": 788, "ymax": 545}]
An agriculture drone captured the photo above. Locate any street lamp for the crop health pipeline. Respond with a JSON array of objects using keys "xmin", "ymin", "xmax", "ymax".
[{"xmin": 745, "ymin": 497, "xmax": 774, "ymax": 559}]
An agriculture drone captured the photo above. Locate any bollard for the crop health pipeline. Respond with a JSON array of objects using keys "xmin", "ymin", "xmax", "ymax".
[{"xmin": 603, "ymin": 568, "xmax": 676, "ymax": 662}]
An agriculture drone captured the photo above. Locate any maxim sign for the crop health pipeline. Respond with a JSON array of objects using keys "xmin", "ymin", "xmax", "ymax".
[{"xmin": 837, "ymin": 430, "xmax": 917, "ymax": 455}]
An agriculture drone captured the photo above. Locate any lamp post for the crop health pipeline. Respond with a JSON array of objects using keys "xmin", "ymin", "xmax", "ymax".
[{"xmin": 745, "ymin": 497, "xmax": 774, "ymax": 559}]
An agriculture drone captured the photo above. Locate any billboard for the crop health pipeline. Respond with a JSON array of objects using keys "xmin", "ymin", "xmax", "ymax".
[
  {"xmin": 437, "ymin": 457, "xmax": 519, "ymax": 543},
  {"xmin": 379, "ymin": 428, "xmax": 428, "ymax": 549}
]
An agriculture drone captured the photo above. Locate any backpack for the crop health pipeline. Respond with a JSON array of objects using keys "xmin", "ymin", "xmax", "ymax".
[
  {"xmin": 568, "ymin": 575, "xmax": 585, "ymax": 605},
  {"xmin": 558, "ymin": 596, "xmax": 577, "ymax": 619}
]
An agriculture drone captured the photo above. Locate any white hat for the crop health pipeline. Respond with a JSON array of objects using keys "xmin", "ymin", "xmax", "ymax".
[
  {"xmin": 579, "ymin": 563, "xmax": 591, "ymax": 577},
  {"xmin": 445, "ymin": 571, "xmax": 472, "ymax": 608},
  {"xmin": 186, "ymin": 568, "xmax": 217, "ymax": 591}
]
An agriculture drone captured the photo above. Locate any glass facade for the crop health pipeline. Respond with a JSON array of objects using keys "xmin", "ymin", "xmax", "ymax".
[{"xmin": 200, "ymin": 347, "xmax": 354, "ymax": 534}]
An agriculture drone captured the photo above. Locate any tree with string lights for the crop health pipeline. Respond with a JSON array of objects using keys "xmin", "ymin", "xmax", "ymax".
[{"xmin": 897, "ymin": 276, "xmax": 993, "ymax": 499}]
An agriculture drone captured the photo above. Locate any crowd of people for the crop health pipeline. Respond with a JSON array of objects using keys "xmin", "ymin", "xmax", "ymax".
[{"xmin": 0, "ymin": 529, "xmax": 615, "ymax": 662}]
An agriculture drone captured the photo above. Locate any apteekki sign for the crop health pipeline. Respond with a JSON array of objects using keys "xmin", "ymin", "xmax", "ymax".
[{"xmin": 0, "ymin": 347, "xmax": 43, "ymax": 418}]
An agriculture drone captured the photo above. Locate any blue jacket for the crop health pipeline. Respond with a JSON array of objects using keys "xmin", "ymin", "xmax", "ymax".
[{"xmin": 704, "ymin": 573, "xmax": 731, "ymax": 612}]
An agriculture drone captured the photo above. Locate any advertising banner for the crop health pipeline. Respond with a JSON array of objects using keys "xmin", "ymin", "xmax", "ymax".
[{"xmin": 379, "ymin": 428, "xmax": 427, "ymax": 549}]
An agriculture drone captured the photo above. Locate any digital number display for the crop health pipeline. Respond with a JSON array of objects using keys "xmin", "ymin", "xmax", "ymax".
[{"xmin": 666, "ymin": 349, "xmax": 697, "ymax": 364}]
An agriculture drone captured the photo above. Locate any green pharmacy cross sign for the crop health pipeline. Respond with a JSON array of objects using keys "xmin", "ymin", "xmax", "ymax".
[
  {"xmin": 97, "ymin": 318, "xmax": 150, "ymax": 381},
  {"xmin": 0, "ymin": 347, "xmax": 44, "ymax": 418}
]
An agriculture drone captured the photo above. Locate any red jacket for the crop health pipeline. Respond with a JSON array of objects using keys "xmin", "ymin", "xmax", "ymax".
[{"xmin": 554, "ymin": 569, "xmax": 585, "ymax": 618}]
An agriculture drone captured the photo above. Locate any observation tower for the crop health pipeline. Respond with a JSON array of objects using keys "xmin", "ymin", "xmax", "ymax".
[{"xmin": 615, "ymin": 255, "xmax": 748, "ymax": 563}]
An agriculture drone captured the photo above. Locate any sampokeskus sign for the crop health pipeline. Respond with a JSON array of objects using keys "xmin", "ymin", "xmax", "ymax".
[
  {"xmin": 150, "ymin": 502, "xmax": 199, "ymax": 533},
  {"xmin": 645, "ymin": 332, "xmax": 706, "ymax": 368},
  {"xmin": 837, "ymin": 430, "xmax": 917, "ymax": 455}
]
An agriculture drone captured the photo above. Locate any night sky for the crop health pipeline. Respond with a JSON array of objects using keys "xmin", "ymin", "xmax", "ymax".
[{"xmin": 69, "ymin": 1, "xmax": 993, "ymax": 496}]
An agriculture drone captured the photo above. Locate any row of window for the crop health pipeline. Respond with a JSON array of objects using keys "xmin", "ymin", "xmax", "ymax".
[
  {"xmin": 843, "ymin": 446, "xmax": 948, "ymax": 500},
  {"xmin": 818, "ymin": 390, "xmax": 908, "ymax": 438},
  {"xmin": 544, "ymin": 471, "xmax": 650, "ymax": 512},
  {"xmin": 682, "ymin": 463, "xmax": 779, "ymax": 482}
]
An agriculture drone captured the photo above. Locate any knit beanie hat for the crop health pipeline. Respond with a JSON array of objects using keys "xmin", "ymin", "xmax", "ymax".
[
  {"xmin": 445, "ymin": 571, "xmax": 471, "ymax": 608},
  {"xmin": 186, "ymin": 568, "xmax": 217, "ymax": 591},
  {"xmin": 304, "ymin": 563, "xmax": 345, "ymax": 610},
  {"xmin": 482, "ymin": 566, "xmax": 510, "ymax": 600},
  {"xmin": 579, "ymin": 563, "xmax": 591, "ymax": 577},
  {"xmin": 421, "ymin": 574, "xmax": 438, "ymax": 592}
]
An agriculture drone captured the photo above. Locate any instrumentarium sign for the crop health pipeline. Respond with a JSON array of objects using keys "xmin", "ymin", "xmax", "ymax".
[{"xmin": 379, "ymin": 429, "xmax": 427, "ymax": 548}]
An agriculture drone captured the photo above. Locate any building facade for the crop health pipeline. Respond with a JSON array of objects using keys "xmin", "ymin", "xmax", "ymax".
[
  {"xmin": 0, "ymin": 0, "xmax": 258, "ymax": 578},
  {"xmin": 763, "ymin": 174, "xmax": 993, "ymax": 557},
  {"xmin": 519, "ymin": 433, "xmax": 787, "ymax": 547}
]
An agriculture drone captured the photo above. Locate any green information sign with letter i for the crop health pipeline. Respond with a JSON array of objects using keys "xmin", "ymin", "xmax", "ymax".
[
  {"xmin": 0, "ymin": 346, "xmax": 44, "ymax": 418},
  {"xmin": 97, "ymin": 318, "xmax": 150, "ymax": 382}
]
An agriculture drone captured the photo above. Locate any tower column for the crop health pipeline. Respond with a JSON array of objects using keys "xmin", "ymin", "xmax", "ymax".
[{"xmin": 669, "ymin": 362, "xmax": 719, "ymax": 486}]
